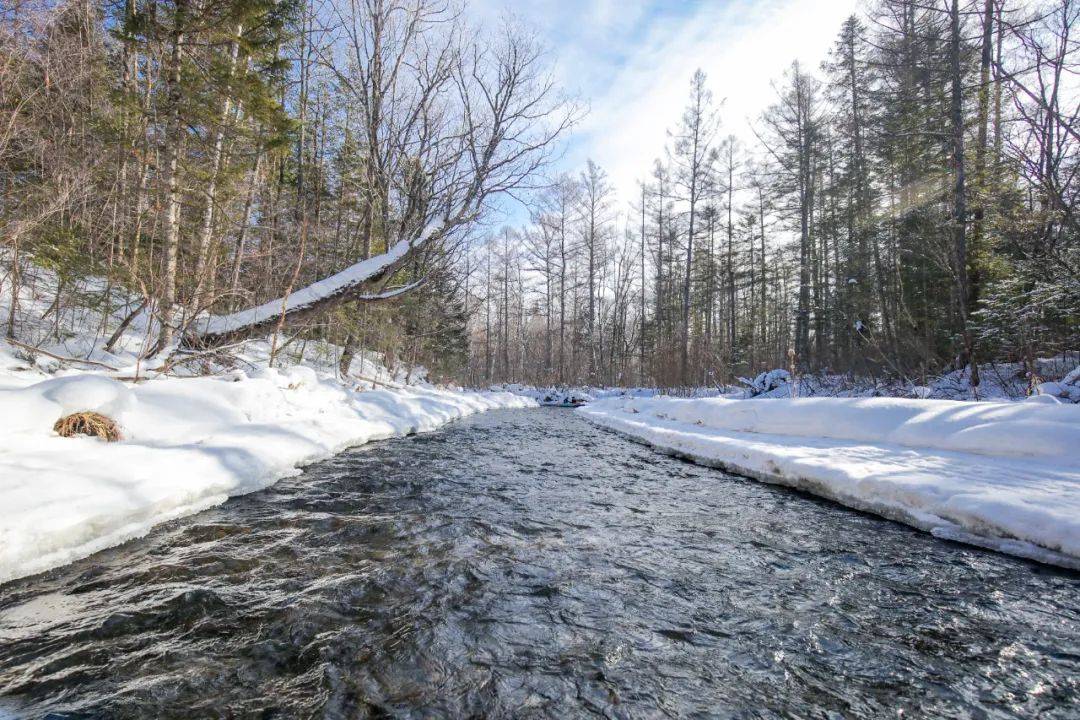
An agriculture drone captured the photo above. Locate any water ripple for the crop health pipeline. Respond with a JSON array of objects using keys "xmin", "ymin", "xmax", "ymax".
[{"xmin": 1, "ymin": 408, "xmax": 1077, "ymax": 718}]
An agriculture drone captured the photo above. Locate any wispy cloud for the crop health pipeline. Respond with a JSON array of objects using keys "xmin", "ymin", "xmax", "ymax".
[{"xmin": 470, "ymin": 0, "xmax": 863, "ymax": 213}]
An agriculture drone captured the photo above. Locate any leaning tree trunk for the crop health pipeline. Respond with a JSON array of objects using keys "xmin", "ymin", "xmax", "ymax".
[{"xmin": 181, "ymin": 226, "xmax": 441, "ymax": 349}]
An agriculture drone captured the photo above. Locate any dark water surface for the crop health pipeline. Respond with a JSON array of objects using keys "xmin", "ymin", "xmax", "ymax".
[{"xmin": 1, "ymin": 408, "xmax": 1077, "ymax": 719}]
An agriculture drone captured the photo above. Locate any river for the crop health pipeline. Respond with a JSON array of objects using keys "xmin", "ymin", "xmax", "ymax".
[{"xmin": 1, "ymin": 408, "xmax": 1077, "ymax": 718}]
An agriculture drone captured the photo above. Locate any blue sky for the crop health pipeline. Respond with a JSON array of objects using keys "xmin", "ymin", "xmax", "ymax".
[{"xmin": 468, "ymin": 0, "xmax": 864, "ymax": 221}]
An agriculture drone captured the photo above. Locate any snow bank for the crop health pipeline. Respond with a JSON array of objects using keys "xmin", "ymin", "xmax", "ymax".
[
  {"xmin": 613, "ymin": 395, "xmax": 1080, "ymax": 461},
  {"xmin": 580, "ymin": 396, "xmax": 1080, "ymax": 569},
  {"xmin": 0, "ymin": 369, "xmax": 532, "ymax": 585}
]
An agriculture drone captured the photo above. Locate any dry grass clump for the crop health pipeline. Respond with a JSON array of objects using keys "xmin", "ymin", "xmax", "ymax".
[{"xmin": 53, "ymin": 412, "xmax": 122, "ymax": 442}]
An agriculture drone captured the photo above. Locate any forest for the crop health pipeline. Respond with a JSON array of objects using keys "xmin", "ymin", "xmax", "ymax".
[{"xmin": 1, "ymin": 0, "xmax": 1077, "ymax": 390}]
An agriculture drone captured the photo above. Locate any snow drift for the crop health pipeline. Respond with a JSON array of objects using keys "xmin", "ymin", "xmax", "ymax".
[{"xmin": 580, "ymin": 396, "xmax": 1080, "ymax": 569}]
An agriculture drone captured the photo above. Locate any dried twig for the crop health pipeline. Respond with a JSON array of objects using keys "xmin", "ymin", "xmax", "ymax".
[{"xmin": 5, "ymin": 338, "xmax": 120, "ymax": 371}]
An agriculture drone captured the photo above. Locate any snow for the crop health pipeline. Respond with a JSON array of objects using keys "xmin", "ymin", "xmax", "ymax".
[
  {"xmin": 734, "ymin": 359, "xmax": 1080, "ymax": 402},
  {"xmin": 5, "ymin": 254, "xmax": 1080, "ymax": 581},
  {"xmin": 492, "ymin": 384, "xmax": 723, "ymax": 405},
  {"xmin": 197, "ymin": 227, "xmax": 434, "ymax": 337},
  {"xmin": 0, "ymin": 246, "xmax": 533, "ymax": 585},
  {"xmin": 738, "ymin": 368, "xmax": 792, "ymax": 397},
  {"xmin": 1037, "ymin": 369, "xmax": 1080, "ymax": 403},
  {"xmin": 536, "ymin": 388, "xmax": 594, "ymax": 406},
  {"xmin": 580, "ymin": 395, "xmax": 1080, "ymax": 569},
  {"xmin": 0, "ymin": 360, "xmax": 532, "ymax": 585}
]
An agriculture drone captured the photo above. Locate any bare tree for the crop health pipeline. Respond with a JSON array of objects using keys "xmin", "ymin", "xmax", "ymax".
[
  {"xmin": 670, "ymin": 69, "xmax": 720, "ymax": 383},
  {"xmin": 184, "ymin": 2, "xmax": 576, "ymax": 348}
]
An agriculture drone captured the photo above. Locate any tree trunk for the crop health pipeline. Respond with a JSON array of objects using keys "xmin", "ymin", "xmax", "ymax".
[
  {"xmin": 969, "ymin": 0, "xmax": 995, "ymax": 315},
  {"xmin": 151, "ymin": 0, "xmax": 187, "ymax": 355},
  {"xmin": 640, "ymin": 184, "xmax": 647, "ymax": 385},
  {"xmin": 795, "ymin": 74, "xmax": 813, "ymax": 366},
  {"xmin": 726, "ymin": 155, "xmax": 736, "ymax": 372},
  {"xmin": 949, "ymin": 0, "xmax": 978, "ymax": 389},
  {"xmin": 230, "ymin": 153, "xmax": 262, "ymax": 311},
  {"xmin": 192, "ymin": 26, "xmax": 243, "ymax": 312}
]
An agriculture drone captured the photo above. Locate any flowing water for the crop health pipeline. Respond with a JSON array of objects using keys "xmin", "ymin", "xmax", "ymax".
[{"xmin": 0, "ymin": 408, "xmax": 1077, "ymax": 719}]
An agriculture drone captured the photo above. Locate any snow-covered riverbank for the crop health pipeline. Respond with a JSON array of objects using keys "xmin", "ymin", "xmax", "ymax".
[
  {"xmin": 0, "ymin": 365, "xmax": 532, "ymax": 585},
  {"xmin": 580, "ymin": 395, "xmax": 1080, "ymax": 569}
]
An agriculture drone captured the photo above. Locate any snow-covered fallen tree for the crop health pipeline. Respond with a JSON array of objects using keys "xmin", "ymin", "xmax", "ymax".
[
  {"xmin": 580, "ymin": 395, "xmax": 1080, "ymax": 569},
  {"xmin": 169, "ymin": 20, "xmax": 579, "ymax": 353},
  {"xmin": 183, "ymin": 229, "xmax": 438, "ymax": 349},
  {"xmin": 490, "ymin": 384, "xmax": 664, "ymax": 406},
  {"xmin": 1037, "ymin": 365, "xmax": 1080, "ymax": 402},
  {"xmin": 538, "ymin": 388, "xmax": 593, "ymax": 406},
  {"xmin": 738, "ymin": 368, "xmax": 793, "ymax": 397}
]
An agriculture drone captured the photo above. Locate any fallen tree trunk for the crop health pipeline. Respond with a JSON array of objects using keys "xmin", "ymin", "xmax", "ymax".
[{"xmin": 181, "ymin": 226, "xmax": 439, "ymax": 349}]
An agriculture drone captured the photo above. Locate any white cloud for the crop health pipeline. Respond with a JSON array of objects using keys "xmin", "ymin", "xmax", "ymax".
[
  {"xmin": 467, "ymin": 0, "xmax": 863, "ymax": 215},
  {"xmin": 572, "ymin": 0, "xmax": 863, "ymax": 207}
]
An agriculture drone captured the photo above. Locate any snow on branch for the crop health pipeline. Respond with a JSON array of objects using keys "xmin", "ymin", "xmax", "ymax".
[{"xmin": 184, "ymin": 225, "xmax": 440, "ymax": 348}]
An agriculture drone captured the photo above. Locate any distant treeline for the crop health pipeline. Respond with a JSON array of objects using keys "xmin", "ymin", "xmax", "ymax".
[{"xmin": 467, "ymin": 1, "xmax": 1079, "ymax": 390}]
